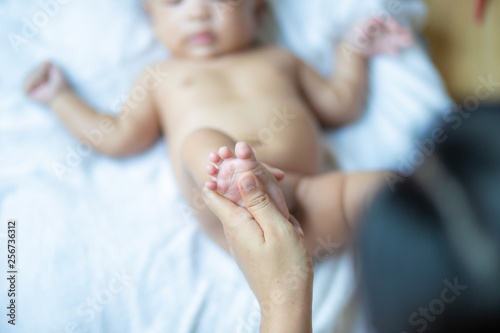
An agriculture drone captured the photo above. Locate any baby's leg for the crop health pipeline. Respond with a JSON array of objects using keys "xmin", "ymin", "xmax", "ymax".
[
  {"xmin": 179, "ymin": 129, "xmax": 240, "ymax": 252},
  {"xmin": 293, "ymin": 171, "xmax": 386, "ymax": 256}
]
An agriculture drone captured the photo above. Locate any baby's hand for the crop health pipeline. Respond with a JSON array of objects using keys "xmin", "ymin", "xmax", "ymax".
[
  {"xmin": 23, "ymin": 62, "xmax": 70, "ymax": 104},
  {"xmin": 344, "ymin": 17, "xmax": 414, "ymax": 58}
]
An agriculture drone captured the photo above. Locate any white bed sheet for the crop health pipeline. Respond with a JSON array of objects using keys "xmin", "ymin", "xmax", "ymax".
[{"xmin": 0, "ymin": 0, "xmax": 450, "ymax": 332}]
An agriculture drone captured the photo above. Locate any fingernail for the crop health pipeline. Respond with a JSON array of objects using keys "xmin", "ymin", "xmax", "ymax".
[
  {"xmin": 240, "ymin": 174, "xmax": 256, "ymax": 191},
  {"xmin": 297, "ymin": 226, "xmax": 304, "ymax": 238}
]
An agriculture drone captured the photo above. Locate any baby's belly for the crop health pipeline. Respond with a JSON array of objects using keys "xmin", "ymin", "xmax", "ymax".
[{"xmin": 166, "ymin": 102, "xmax": 325, "ymax": 175}]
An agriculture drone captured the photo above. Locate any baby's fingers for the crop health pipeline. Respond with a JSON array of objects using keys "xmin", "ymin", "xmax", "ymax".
[
  {"xmin": 383, "ymin": 18, "xmax": 403, "ymax": 32},
  {"xmin": 23, "ymin": 63, "xmax": 50, "ymax": 95},
  {"xmin": 386, "ymin": 31, "xmax": 414, "ymax": 53}
]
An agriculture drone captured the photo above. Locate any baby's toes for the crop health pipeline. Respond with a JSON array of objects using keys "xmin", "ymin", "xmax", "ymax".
[
  {"xmin": 208, "ymin": 152, "xmax": 223, "ymax": 166},
  {"xmin": 218, "ymin": 146, "xmax": 233, "ymax": 160},
  {"xmin": 206, "ymin": 164, "xmax": 218, "ymax": 177},
  {"xmin": 205, "ymin": 180, "xmax": 218, "ymax": 191},
  {"xmin": 234, "ymin": 142, "xmax": 255, "ymax": 161}
]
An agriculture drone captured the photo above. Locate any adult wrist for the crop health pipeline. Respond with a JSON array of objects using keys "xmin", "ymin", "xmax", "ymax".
[
  {"xmin": 260, "ymin": 303, "xmax": 312, "ymax": 333},
  {"xmin": 259, "ymin": 288, "xmax": 313, "ymax": 333}
]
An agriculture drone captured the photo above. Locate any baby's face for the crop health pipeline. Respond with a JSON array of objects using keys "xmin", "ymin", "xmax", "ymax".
[{"xmin": 145, "ymin": 0, "xmax": 263, "ymax": 59}]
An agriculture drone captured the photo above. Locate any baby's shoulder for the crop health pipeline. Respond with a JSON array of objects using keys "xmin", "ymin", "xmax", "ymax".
[
  {"xmin": 141, "ymin": 60, "xmax": 176, "ymax": 76},
  {"xmin": 262, "ymin": 44, "xmax": 295, "ymax": 59},
  {"xmin": 260, "ymin": 44, "xmax": 301, "ymax": 67},
  {"xmin": 133, "ymin": 60, "xmax": 180, "ymax": 86}
]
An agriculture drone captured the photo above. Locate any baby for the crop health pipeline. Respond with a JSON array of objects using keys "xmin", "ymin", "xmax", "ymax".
[{"xmin": 24, "ymin": 0, "xmax": 411, "ymax": 253}]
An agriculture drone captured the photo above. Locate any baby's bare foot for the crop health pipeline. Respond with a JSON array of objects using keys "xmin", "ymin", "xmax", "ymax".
[{"xmin": 205, "ymin": 142, "xmax": 289, "ymax": 219}]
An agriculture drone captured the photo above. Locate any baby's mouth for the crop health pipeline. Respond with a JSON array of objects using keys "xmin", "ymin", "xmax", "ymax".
[{"xmin": 189, "ymin": 32, "xmax": 215, "ymax": 45}]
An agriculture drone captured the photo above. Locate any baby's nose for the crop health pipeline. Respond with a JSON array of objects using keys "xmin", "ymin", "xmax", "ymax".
[{"xmin": 186, "ymin": 0, "xmax": 212, "ymax": 21}]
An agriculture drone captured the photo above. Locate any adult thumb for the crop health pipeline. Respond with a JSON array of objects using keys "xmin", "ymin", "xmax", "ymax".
[{"xmin": 238, "ymin": 173, "xmax": 285, "ymax": 229}]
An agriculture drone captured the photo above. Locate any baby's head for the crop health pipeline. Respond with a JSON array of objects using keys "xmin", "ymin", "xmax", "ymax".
[{"xmin": 144, "ymin": 0, "xmax": 266, "ymax": 59}]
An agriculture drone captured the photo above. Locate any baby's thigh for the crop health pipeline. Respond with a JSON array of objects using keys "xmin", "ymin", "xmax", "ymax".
[{"xmin": 176, "ymin": 165, "xmax": 230, "ymax": 253}]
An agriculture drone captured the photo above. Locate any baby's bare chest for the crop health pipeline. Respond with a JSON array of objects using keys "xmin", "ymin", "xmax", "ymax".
[
  {"xmin": 164, "ymin": 59, "xmax": 296, "ymax": 106},
  {"xmin": 161, "ymin": 58, "xmax": 305, "ymax": 135}
]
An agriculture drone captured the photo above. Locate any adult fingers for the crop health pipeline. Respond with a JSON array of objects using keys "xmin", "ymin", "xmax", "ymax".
[
  {"xmin": 202, "ymin": 186, "xmax": 246, "ymax": 230},
  {"xmin": 289, "ymin": 215, "xmax": 305, "ymax": 239},
  {"xmin": 261, "ymin": 162, "xmax": 285, "ymax": 181},
  {"xmin": 238, "ymin": 173, "xmax": 287, "ymax": 232},
  {"xmin": 202, "ymin": 186, "xmax": 265, "ymax": 244}
]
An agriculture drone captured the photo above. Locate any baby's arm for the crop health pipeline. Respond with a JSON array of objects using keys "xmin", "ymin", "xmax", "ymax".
[
  {"xmin": 297, "ymin": 17, "xmax": 413, "ymax": 127},
  {"xmin": 297, "ymin": 47, "xmax": 369, "ymax": 127},
  {"xmin": 23, "ymin": 62, "xmax": 161, "ymax": 157}
]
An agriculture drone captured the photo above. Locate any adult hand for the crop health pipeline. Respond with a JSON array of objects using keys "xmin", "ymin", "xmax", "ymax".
[{"xmin": 203, "ymin": 172, "xmax": 313, "ymax": 332}]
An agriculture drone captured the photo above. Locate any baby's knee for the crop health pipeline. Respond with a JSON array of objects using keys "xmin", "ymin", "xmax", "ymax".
[
  {"xmin": 182, "ymin": 128, "xmax": 224, "ymax": 149},
  {"xmin": 181, "ymin": 128, "xmax": 234, "ymax": 164}
]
